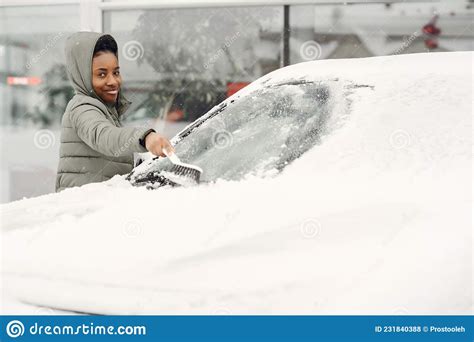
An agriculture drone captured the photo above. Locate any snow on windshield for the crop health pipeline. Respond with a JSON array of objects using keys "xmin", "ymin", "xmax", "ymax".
[{"xmin": 139, "ymin": 80, "xmax": 351, "ymax": 182}]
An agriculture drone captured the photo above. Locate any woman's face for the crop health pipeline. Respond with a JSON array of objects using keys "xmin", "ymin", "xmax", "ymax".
[{"xmin": 92, "ymin": 51, "xmax": 122, "ymax": 104}]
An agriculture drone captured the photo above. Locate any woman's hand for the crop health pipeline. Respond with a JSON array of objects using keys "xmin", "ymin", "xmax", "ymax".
[{"xmin": 145, "ymin": 132, "xmax": 174, "ymax": 157}]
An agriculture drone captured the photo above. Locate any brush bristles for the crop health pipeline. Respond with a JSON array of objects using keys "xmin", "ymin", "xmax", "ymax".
[{"xmin": 169, "ymin": 165, "xmax": 201, "ymax": 183}]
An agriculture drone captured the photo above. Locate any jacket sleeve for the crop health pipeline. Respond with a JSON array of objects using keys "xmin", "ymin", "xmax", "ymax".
[{"xmin": 70, "ymin": 105, "xmax": 149, "ymax": 157}]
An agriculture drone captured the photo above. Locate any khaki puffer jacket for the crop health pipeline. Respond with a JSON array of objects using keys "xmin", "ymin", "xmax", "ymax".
[{"xmin": 56, "ymin": 32, "xmax": 150, "ymax": 192}]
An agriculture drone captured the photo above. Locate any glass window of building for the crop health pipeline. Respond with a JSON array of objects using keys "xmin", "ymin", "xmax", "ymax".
[
  {"xmin": 0, "ymin": 4, "xmax": 80, "ymax": 203},
  {"xmin": 103, "ymin": 6, "xmax": 283, "ymax": 128},
  {"xmin": 290, "ymin": 1, "xmax": 473, "ymax": 63},
  {"xmin": 0, "ymin": 5, "xmax": 80, "ymax": 127}
]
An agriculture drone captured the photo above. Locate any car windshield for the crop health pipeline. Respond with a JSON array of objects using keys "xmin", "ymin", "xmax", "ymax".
[{"xmin": 140, "ymin": 79, "xmax": 346, "ymax": 183}]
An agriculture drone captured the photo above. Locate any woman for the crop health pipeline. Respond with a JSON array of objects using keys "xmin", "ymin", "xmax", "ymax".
[{"xmin": 56, "ymin": 32, "xmax": 173, "ymax": 191}]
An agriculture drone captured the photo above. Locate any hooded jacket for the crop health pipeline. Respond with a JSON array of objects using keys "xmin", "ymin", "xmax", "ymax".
[{"xmin": 56, "ymin": 32, "xmax": 151, "ymax": 192}]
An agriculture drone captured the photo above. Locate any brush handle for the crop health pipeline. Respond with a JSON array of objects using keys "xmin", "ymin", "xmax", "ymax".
[
  {"xmin": 164, "ymin": 148, "xmax": 203, "ymax": 174},
  {"xmin": 163, "ymin": 148, "xmax": 181, "ymax": 164},
  {"xmin": 168, "ymin": 153, "xmax": 181, "ymax": 164}
]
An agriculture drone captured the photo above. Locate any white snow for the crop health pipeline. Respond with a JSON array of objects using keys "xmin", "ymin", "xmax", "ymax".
[{"xmin": 1, "ymin": 51, "xmax": 472, "ymax": 315}]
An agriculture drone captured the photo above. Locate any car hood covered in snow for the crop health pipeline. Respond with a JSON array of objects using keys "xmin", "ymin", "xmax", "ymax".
[{"xmin": 1, "ymin": 52, "xmax": 472, "ymax": 315}]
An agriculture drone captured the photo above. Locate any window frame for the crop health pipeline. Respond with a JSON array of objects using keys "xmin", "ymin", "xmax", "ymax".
[{"xmin": 0, "ymin": 0, "xmax": 438, "ymax": 35}]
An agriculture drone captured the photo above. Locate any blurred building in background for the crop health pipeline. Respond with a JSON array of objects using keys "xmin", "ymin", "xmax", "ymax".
[{"xmin": 0, "ymin": 0, "xmax": 473, "ymax": 202}]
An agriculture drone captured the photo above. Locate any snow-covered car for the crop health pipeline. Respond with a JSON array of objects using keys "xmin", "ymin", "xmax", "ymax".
[{"xmin": 1, "ymin": 51, "xmax": 472, "ymax": 315}]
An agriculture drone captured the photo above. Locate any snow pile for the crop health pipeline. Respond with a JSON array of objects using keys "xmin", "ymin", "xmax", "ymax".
[{"xmin": 1, "ymin": 52, "xmax": 472, "ymax": 315}]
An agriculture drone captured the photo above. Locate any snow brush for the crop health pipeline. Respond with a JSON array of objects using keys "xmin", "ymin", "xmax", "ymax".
[{"xmin": 162, "ymin": 149, "xmax": 202, "ymax": 186}]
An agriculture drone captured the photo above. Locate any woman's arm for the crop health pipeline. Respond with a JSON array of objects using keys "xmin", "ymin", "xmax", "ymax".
[{"xmin": 70, "ymin": 105, "xmax": 166, "ymax": 158}]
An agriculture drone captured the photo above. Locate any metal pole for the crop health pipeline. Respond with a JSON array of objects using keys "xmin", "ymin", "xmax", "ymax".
[{"xmin": 283, "ymin": 5, "xmax": 290, "ymax": 67}]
